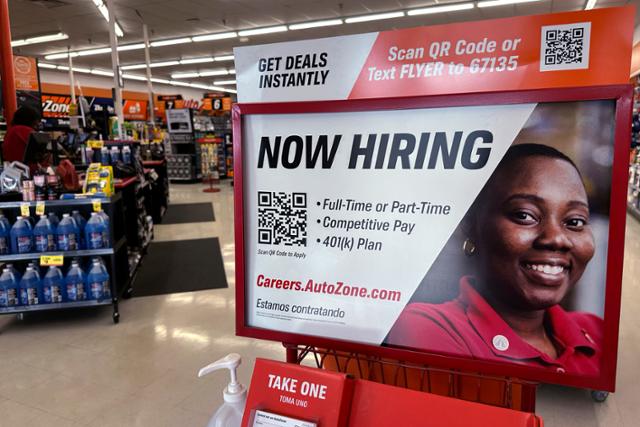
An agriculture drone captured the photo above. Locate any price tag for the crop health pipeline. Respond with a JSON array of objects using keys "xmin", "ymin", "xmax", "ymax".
[
  {"xmin": 20, "ymin": 203, "xmax": 30, "ymax": 217},
  {"xmin": 35, "ymin": 201, "xmax": 45, "ymax": 216},
  {"xmin": 40, "ymin": 255, "xmax": 64, "ymax": 267},
  {"xmin": 88, "ymin": 140, "xmax": 104, "ymax": 149},
  {"xmin": 92, "ymin": 199, "xmax": 102, "ymax": 212}
]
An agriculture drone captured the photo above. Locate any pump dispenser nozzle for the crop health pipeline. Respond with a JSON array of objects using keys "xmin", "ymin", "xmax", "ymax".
[{"xmin": 199, "ymin": 353, "xmax": 247, "ymax": 403}]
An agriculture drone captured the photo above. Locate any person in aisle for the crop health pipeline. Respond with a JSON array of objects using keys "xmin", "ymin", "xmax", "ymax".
[
  {"xmin": 386, "ymin": 143, "xmax": 602, "ymax": 376},
  {"xmin": 2, "ymin": 105, "xmax": 41, "ymax": 162}
]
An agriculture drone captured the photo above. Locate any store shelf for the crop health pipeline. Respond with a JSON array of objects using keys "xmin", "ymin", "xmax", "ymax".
[
  {"xmin": 0, "ymin": 194, "xmax": 119, "ymax": 209},
  {"xmin": 0, "ymin": 237, "xmax": 126, "ymax": 262},
  {"xmin": 0, "ymin": 299, "xmax": 113, "ymax": 315},
  {"xmin": 142, "ymin": 160, "xmax": 166, "ymax": 166}
]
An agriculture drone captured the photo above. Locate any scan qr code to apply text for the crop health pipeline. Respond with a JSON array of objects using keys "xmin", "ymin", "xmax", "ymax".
[
  {"xmin": 540, "ymin": 22, "xmax": 591, "ymax": 72},
  {"xmin": 258, "ymin": 191, "xmax": 307, "ymax": 247}
]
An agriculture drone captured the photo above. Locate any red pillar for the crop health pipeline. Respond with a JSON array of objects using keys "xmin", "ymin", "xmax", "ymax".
[{"xmin": 0, "ymin": 0, "xmax": 16, "ymax": 126}]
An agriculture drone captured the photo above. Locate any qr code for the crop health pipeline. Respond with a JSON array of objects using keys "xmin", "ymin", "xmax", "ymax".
[
  {"xmin": 540, "ymin": 22, "xmax": 591, "ymax": 72},
  {"xmin": 258, "ymin": 191, "xmax": 307, "ymax": 246}
]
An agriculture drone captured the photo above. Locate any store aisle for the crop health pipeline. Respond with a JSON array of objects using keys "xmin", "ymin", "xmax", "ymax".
[
  {"xmin": 0, "ymin": 183, "xmax": 639, "ymax": 426},
  {"xmin": 0, "ymin": 183, "xmax": 282, "ymax": 427}
]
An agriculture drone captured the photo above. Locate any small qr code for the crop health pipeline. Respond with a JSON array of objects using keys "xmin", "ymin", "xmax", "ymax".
[
  {"xmin": 258, "ymin": 191, "xmax": 307, "ymax": 247},
  {"xmin": 540, "ymin": 22, "xmax": 591, "ymax": 72}
]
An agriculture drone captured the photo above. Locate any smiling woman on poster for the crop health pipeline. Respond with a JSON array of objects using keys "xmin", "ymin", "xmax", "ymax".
[{"xmin": 386, "ymin": 143, "xmax": 602, "ymax": 375}]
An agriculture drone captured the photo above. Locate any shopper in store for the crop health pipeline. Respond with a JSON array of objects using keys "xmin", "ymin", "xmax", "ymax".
[
  {"xmin": 386, "ymin": 143, "xmax": 602, "ymax": 375},
  {"xmin": 2, "ymin": 105, "xmax": 42, "ymax": 162}
]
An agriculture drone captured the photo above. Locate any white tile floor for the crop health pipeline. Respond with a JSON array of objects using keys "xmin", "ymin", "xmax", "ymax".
[{"xmin": 0, "ymin": 182, "xmax": 638, "ymax": 426}]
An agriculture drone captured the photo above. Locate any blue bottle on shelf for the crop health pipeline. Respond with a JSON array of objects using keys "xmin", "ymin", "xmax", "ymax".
[
  {"xmin": 6, "ymin": 264, "xmax": 21, "ymax": 283},
  {"xmin": 85, "ymin": 212, "xmax": 106, "ymax": 249},
  {"xmin": 72, "ymin": 210, "xmax": 87, "ymax": 249},
  {"xmin": 0, "ymin": 267, "xmax": 19, "ymax": 307},
  {"xmin": 43, "ymin": 266, "xmax": 65, "ymax": 303},
  {"xmin": 87, "ymin": 257, "xmax": 110, "ymax": 301},
  {"xmin": 33, "ymin": 215, "xmax": 57, "ymax": 252},
  {"xmin": 48, "ymin": 212, "xmax": 60, "ymax": 230},
  {"xmin": 97, "ymin": 210, "xmax": 111, "ymax": 247},
  {"xmin": 10, "ymin": 216, "xmax": 33, "ymax": 254},
  {"xmin": 19, "ymin": 266, "xmax": 42, "ymax": 306},
  {"xmin": 56, "ymin": 213, "xmax": 79, "ymax": 251},
  {"xmin": 65, "ymin": 260, "xmax": 87, "ymax": 302},
  {"xmin": 0, "ymin": 214, "xmax": 9, "ymax": 255}
]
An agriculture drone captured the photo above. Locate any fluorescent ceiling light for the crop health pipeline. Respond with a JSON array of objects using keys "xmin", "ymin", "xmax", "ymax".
[
  {"xmin": 188, "ymin": 83, "xmax": 211, "ymax": 90},
  {"xmin": 120, "ymin": 64, "xmax": 147, "ymax": 70},
  {"xmin": 151, "ymin": 78, "xmax": 172, "ymax": 84},
  {"xmin": 45, "ymin": 52, "xmax": 77, "ymax": 60},
  {"xmin": 238, "ymin": 25, "xmax": 288, "ymax": 37},
  {"xmin": 181, "ymin": 57, "xmax": 215, "ymax": 65},
  {"xmin": 228, "ymin": 69, "xmax": 236, "ymax": 75},
  {"xmin": 192, "ymin": 31, "xmax": 237, "ymax": 42},
  {"xmin": 122, "ymin": 73, "xmax": 148, "ymax": 81},
  {"xmin": 407, "ymin": 3, "xmax": 474, "ymax": 16},
  {"xmin": 585, "ymin": 0, "xmax": 597, "ymax": 9},
  {"xmin": 172, "ymin": 72, "xmax": 200, "ymax": 79},
  {"xmin": 150, "ymin": 60, "xmax": 180, "ymax": 68},
  {"xmin": 199, "ymin": 70, "xmax": 229, "ymax": 77},
  {"xmin": 477, "ymin": 0, "xmax": 541, "ymax": 7},
  {"xmin": 150, "ymin": 37, "xmax": 192, "ymax": 47},
  {"xmin": 77, "ymin": 47, "xmax": 112, "ymax": 57},
  {"xmin": 11, "ymin": 32, "xmax": 68, "ymax": 47},
  {"xmin": 289, "ymin": 19, "xmax": 343, "ymax": 30},
  {"xmin": 345, "ymin": 11, "xmax": 405, "ymax": 24},
  {"xmin": 57, "ymin": 65, "xmax": 70, "ymax": 71},
  {"xmin": 118, "ymin": 43, "xmax": 145, "ymax": 51},
  {"xmin": 37, "ymin": 63, "xmax": 58, "ymax": 69},
  {"xmin": 214, "ymin": 80, "xmax": 236, "ymax": 85},
  {"xmin": 73, "ymin": 67, "xmax": 91, "ymax": 73},
  {"xmin": 170, "ymin": 81, "xmax": 191, "ymax": 87},
  {"xmin": 92, "ymin": 0, "xmax": 124, "ymax": 37},
  {"xmin": 214, "ymin": 55, "xmax": 234, "ymax": 62},
  {"xmin": 91, "ymin": 69, "xmax": 114, "ymax": 76}
]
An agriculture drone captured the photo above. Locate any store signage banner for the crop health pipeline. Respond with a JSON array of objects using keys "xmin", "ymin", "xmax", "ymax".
[
  {"xmin": 13, "ymin": 56, "xmax": 40, "ymax": 92},
  {"xmin": 123, "ymin": 100, "xmax": 148, "ymax": 121},
  {"xmin": 234, "ymin": 6, "xmax": 633, "ymax": 103},
  {"xmin": 237, "ymin": 89, "xmax": 628, "ymax": 390}
]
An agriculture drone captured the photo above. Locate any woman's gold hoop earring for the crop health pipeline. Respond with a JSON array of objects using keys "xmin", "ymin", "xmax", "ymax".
[{"xmin": 463, "ymin": 239, "xmax": 477, "ymax": 256}]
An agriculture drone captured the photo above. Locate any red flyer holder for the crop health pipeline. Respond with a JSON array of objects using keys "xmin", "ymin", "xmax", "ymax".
[
  {"xmin": 242, "ymin": 358, "xmax": 544, "ymax": 426},
  {"xmin": 241, "ymin": 358, "xmax": 353, "ymax": 427}
]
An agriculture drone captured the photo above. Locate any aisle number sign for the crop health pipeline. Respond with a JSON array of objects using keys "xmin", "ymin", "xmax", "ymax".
[
  {"xmin": 233, "ymin": 6, "xmax": 634, "ymax": 393},
  {"xmin": 40, "ymin": 255, "xmax": 64, "ymax": 267}
]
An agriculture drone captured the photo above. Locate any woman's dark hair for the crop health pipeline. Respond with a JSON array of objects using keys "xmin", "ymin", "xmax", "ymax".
[{"xmin": 11, "ymin": 106, "xmax": 41, "ymax": 127}]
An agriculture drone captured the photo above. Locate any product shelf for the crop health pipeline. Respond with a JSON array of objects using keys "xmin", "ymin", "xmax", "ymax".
[{"xmin": 0, "ymin": 299, "xmax": 113, "ymax": 315}]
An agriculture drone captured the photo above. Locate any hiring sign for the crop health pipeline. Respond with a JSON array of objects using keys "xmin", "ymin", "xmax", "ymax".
[{"xmin": 234, "ymin": 7, "xmax": 634, "ymax": 392}]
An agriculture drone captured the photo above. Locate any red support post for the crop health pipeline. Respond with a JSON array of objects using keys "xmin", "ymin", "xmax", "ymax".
[{"xmin": 0, "ymin": 0, "xmax": 16, "ymax": 126}]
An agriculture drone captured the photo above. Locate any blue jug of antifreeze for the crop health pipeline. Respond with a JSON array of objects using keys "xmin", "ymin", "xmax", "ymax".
[
  {"xmin": 19, "ymin": 266, "xmax": 42, "ymax": 306},
  {"xmin": 72, "ymin": 210, "xmax": 87, "ymax": 249},
  {"xmin": 48, "ymin": 212, "xmax": 60, "ymax": 230},
  {"xmin": 0, "ymin": 267, "xmax": 19, "ymax": 307},
  {"xmin": 6, "ymin": 264, "xmax": 21, "ymax": 283},
  {"xmin": 65, "ymin": 260, "xmax": 87, "ymax": 301},
  {"xmin": 57, "ymin": 213, "xmax": 79, "ymax": 251},
  {"xmin": 97, "ymin": 210, "xmax": 110, "ymax": 247},
  {"xmin": 10, "ymin": 216, "xmax": 33, "ymax": 254},
  {"xmin": 34, "ymin": 215, "xmax": 56, "ymax": 252},
  {"xmin": 85, "ymin": 212, "xmax": 106, "ymax": 249},
  {"xmin": 87, "ymin": 257, "xmax": 110, "ymax": 300},
  {"xmin": 0, "ymin": 214, "xmax": 10, "ymax": 254},
  {"xmin": 43, "ymin": 266, "xmax": 65, "ymax": 303}
]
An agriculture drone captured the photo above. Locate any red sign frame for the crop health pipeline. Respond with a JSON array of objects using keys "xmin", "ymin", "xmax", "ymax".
[{"xmin": 234, "ymin": 84, "xmax": 632, "ymax": 392}]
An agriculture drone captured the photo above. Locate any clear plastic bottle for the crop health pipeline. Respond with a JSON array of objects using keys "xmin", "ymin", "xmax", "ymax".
[{"xmin": 198, "ymin": 354, "xmax": 247, "ymax": 427}]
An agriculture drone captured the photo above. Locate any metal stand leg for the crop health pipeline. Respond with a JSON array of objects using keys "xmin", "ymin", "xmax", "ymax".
[
  {"xmin": 591, "ymin": 390, "xmax": 609, "ymax": 402},
  {"xmin": 520, "ymin": 383, "xmax": 537, "ymax": 412}
]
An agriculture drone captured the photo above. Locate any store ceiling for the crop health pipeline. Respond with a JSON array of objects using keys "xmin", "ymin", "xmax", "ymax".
[{"xmin": 8, "ymin": 0, "xmax": 640, "ymax": 91}]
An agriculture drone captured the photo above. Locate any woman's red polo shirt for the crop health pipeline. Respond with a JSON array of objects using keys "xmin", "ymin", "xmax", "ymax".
[{"xmin": 386, "ymin": 276, "xmax": 602, "ymax": 376}]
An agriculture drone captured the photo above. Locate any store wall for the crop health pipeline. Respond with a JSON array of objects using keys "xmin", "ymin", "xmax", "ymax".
[{"xmin": 38, "ymin": 69, "xmax": 207, "ymax": 100}]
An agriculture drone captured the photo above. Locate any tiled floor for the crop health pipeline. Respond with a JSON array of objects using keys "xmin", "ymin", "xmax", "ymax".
[{"xmin": 0, "ymin": 183, "xmax": 638, "ymax": 426}]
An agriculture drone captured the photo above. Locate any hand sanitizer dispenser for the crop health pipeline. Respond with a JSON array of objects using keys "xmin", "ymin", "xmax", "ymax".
[{"xmin": 199, "ymin": 353, "xmax": 247, "ymax": 427}]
